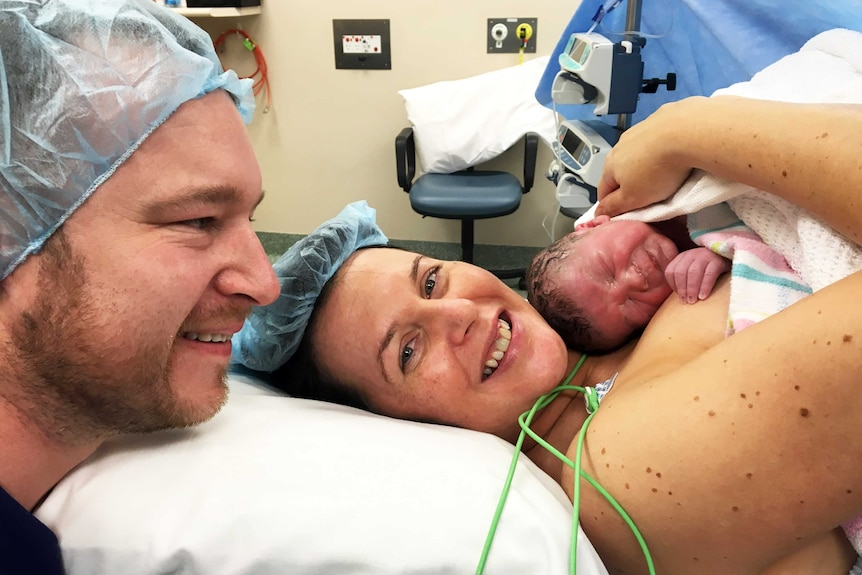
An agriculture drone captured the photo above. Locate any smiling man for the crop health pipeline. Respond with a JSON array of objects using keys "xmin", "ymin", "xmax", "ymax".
[{"xmin": 0, "ymin": 1, "xmax": 278, "ymax": 571}]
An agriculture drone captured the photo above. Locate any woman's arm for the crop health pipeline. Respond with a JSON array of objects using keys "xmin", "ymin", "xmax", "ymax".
[
  {"xmin": 569, "ymin": 269, "xmax": 862, "ymax": 575},
  {"xmin": 597, "ymin": 97, "xmax": 862, "ymax": 245}
]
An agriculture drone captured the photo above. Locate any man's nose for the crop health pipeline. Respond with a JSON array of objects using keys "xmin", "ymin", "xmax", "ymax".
[{"xmin": 215, "ymin": 228, "xmax": 279, "ymax": 306}]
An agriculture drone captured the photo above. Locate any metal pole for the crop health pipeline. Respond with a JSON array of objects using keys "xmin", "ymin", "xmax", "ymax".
[
  {"xmin": 624, "ymin": 0, "xmax": 643, "ymax": 41},
  {"xmin": 616, "ymin": 0, "xmax": 643, "ymax": 131}
]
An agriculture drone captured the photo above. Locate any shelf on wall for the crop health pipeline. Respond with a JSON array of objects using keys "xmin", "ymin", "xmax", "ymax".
[{"xmin": 171, "ymin": 6, "xmax": 260, "ymax": 17}]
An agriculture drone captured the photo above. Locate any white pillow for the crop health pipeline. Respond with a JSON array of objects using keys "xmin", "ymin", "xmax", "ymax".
[
  {"xmin": 398, "ymin": 56, "xmax": 557, "ymax": 174},
  {"xmin": 36, "ymin": 374, "xmax": 609, "ymax": 575}
]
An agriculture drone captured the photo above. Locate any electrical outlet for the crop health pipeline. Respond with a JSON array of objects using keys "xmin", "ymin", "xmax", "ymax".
[
  {"xmin": 332, "ymin": 19, "xmax": 391, "ymax": 70},
  {"xmin": 487, "ymin": 18, "xmax": 537, "ymax": 54}
]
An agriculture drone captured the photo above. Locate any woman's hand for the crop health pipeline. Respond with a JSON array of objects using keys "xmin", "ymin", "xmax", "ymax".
[
  {"xmin": 598, "ymin": 97, "xmax": 862, "ymax": 243},
  {"xmin": 595, "ymin": 98, "xmax": 705, "ymax": 218}
]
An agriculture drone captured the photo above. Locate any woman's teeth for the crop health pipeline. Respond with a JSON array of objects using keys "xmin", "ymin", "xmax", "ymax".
[
  {"xmin": 184, "ymin": 332, "xmax": 230, "ymax": 343},
  {"xmin": 483, "ymin": 318, "xmax": 511, "ymax": 380}
]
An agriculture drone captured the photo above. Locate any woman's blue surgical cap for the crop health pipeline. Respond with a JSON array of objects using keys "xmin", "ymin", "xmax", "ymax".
[
  {"xmin": 232, "ymin": 201, "xmax": 388, "ymax": 373},
  {"xmin": 0, "ymin": 0, "xmax": 254, "ymax": 279}
]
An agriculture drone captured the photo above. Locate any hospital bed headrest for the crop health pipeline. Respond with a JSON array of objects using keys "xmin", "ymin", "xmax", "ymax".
[
  {"xmin": 0, "ymin": 0, "xmax": 254, "ymax": 280},
  {"xmin": 231, "ymin": 200, "xmax": 388, "ymax": 372}
]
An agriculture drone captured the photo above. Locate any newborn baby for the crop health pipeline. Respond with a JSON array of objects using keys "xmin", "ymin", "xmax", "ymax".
[{"xmin": 526, "ymin": 215, "xmax": 729, "ymax": 353}]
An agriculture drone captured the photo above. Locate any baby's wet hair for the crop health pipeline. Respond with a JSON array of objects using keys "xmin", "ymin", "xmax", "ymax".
[{"xmin": 526, "ymin": 233, "xmax": 602, "ymax": 352}]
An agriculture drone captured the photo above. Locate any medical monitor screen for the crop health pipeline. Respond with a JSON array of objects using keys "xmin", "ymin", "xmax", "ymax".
[
  {"xmin": 561, "ymin": 129, "xmax": 588, "ymax": 166},
  {"xmin": 568, "ymin": 39, "xmax": 589, "ymax": 65}
]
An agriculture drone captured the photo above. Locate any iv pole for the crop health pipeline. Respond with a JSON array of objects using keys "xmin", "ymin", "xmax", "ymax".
[{"xmin": 616, "ymin": 0, "xmax": 642, "ymax": 131}]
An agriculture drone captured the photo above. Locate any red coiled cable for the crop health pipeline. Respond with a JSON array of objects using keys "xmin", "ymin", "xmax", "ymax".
[{"xmin": 213, "ymin": 28, "xmax": 271, "ymax": 113}]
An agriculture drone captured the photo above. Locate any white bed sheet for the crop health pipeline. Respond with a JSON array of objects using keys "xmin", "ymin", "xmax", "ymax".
[{"xmin": 35, "ymin": 373, "xmax": 609, "ymax": 575}]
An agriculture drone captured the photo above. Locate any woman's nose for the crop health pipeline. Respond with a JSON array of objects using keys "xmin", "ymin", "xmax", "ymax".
[{"xmin": 426, "ymin": 297, "xmax": 477, "ymax": 345}]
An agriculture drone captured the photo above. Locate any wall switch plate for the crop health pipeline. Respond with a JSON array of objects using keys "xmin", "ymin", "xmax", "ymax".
[
  {"xmin": 487, "ymin": 17, "xmax": 537, "ymax": 54},
  {"xmin": 333, "ymin": 19, "xmax": 391, "ymax": 70}
]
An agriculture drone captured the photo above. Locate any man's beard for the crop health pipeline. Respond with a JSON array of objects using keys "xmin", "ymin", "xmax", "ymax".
[{"xmin": 6, "ymin": 230, "xmax": 227, "ymax": 446}]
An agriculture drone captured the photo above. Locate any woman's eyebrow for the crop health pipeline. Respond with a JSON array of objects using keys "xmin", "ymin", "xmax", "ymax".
[
  {"xmin": 377, "ymin": 327, "xmax": 396, "ymax": 387},
  {"xmin": 411, "ymin": 254, "xmax": 423, "ymax": 282},
  {"xmin": 376, "ymin": 254, "xmax": 425, "ymax": 384}
]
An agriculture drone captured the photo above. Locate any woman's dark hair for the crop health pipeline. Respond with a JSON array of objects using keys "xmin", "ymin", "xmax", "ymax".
[{"xmin": 268, "ymin": 245, "xmax": 390, "ymax": 412}]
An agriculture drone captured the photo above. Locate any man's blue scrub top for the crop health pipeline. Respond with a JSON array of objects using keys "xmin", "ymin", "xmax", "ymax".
[{"xmin": 0, "ymin": 486, "xmax": 64, "ymax": 574}]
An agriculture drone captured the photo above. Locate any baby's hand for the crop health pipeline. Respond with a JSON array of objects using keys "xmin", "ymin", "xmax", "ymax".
[{"xmin": 664, "ymin": 247, "xmax": 730, "ymax": 304}]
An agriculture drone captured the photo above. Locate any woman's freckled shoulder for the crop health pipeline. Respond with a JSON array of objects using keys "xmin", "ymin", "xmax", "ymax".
[{"xmin": 619, "ymin": 276, "xmax": 732, "ymax": 387}]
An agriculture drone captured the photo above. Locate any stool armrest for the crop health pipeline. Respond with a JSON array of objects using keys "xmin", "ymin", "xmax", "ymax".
[
  {"xmin": 395, "ymin": 127, "xmax": 416, "ymax": 193},
  {"xmin": 522, "ymin": 131, "xmax": 539, "ymax": 194}
]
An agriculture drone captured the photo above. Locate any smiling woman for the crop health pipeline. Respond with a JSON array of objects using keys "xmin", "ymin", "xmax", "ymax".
[
  {"xmin": 299, "ymin": 247, "xmax": 568, "ymax": 439},
  {"xmin": 263, "ymin": 98, "xmax": 862, "ymax": 575}
]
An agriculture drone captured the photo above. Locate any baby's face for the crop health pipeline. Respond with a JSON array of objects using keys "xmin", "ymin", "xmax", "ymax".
[{"xmin": 560, "ymin": 221, "xmax": 678, "ymax": 348}]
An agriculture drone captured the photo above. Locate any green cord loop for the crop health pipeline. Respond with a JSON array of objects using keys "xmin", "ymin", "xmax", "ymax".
[{"xmin": 476, "ymin": 354, "xmax": 655, "ymax": 575}]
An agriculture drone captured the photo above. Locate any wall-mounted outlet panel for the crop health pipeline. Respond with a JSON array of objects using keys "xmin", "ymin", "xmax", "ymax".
[
  {"xmin": 333, "ymin": 19, "xmax": 391, "ymax": 70},
  {"xmin": 487, "ymin": 17, "xmax": 537, "ymax": 54}
]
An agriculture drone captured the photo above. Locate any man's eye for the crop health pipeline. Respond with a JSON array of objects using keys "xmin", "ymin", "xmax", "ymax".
[
  {"xmin": 400, "ymin": 341, "xmax": 415, "ymax": 370},
  {"xmin": 423, "ymin": 266, "xmax": 440, "ymax": 298},
  {"xmin": 182, "ymin": 217, "xmax": 217, "ymax": 230}
]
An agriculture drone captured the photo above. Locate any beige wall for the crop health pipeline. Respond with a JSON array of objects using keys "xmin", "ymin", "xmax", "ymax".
[{"xmin": 192, "ymin": 1, "xmax": 581, "ymax": 247}]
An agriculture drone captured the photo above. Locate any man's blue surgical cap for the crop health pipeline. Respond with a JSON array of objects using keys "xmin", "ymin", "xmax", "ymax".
[
  {"xmin": 0, "ymin": 0, "xmax": 255, "ymax": 279},
  {"xmin": 232, "ymin": 201, "xmax": 388, "ymax": 372}
]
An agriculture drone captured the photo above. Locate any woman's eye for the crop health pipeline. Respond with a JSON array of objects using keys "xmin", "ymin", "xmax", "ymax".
[
  {"xmin": 400, "ymin": 340, "xmax": 415, "ymax": 370},
  {"xmin": 423, "ymin": 266, "xmax": 440, "ymax": 298}
]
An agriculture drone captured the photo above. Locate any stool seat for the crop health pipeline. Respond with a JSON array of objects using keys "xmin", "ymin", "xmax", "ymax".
[
  {"xmin": 395, "ymin": 127, "xmax": 538, "ymax": 275},
  {"xmin": 409, "ymin": 171, "xmax": 523, "ymax": 219}
]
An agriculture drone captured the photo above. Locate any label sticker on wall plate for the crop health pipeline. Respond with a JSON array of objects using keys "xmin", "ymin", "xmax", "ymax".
[{"xmin": 342, "ymin": 35, "xmax": 382, "ymax": 54}]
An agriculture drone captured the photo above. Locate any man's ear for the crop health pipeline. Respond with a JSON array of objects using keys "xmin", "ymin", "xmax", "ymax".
[{"xmin": 574, "ymin": 214, "xmax": 611, "ymax": 233}]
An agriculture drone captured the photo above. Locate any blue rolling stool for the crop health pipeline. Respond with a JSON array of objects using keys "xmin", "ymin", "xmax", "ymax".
[{"xmin": 395, "ymin": 127, "xmax": 538, "ymax": 280}]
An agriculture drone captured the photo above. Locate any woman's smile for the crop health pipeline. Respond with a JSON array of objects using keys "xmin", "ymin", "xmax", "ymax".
[{"xmin": 482, "ymin": 316, "xmax": 512, "ymax": 381}]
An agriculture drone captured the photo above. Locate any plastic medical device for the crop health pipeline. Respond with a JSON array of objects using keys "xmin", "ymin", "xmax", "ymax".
[
  {"xmin": 552, "ymin": 119, "xmax": 620, "ymax": 208},
  {"xmin": 557, "ymin": 32, "xmax": 643, "ymax": 116},
  {"xmin": 548, "ymin": 23, "xmax": 675, "ymax": 215},
  {"xmin": 547, "ymin": 31, "xmax": 642, "ymax": 215}
]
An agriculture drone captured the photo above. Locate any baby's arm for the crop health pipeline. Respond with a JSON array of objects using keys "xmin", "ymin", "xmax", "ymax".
[{"xmin": 664, "ymin": 247, "xmax": 730, "ymax": 303}]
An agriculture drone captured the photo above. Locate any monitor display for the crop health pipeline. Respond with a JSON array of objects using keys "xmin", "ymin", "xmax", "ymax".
[
  {"xmin": 568, "ymin": 38, "xmax": 590, "ymax": 65},
  {"xmin": 561, "ymin": 128, "xmax": 588, "ymax": 167}
]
